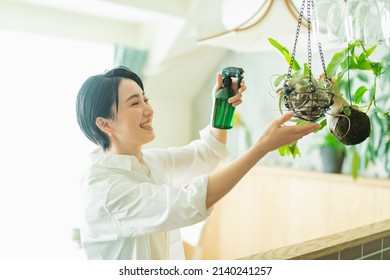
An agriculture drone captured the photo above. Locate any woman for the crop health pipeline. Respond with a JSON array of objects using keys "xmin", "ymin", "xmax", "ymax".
[{"xmin": 76, "ymin": 66, "xmax": 319, "ymax": 260}]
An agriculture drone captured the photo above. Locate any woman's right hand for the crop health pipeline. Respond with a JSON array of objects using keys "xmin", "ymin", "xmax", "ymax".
[
  {"xmin": 206, "ymin": 111, "xmax": 319, "ymax": 209},
  {"xmin": 254, "ymin": 111, "xmax": 320, "ymax": 153}
]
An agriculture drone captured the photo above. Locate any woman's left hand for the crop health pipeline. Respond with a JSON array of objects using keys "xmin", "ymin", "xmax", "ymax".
[{"xmin": 213, "ymin": 73, "xmax": 247, "ymax": 107}]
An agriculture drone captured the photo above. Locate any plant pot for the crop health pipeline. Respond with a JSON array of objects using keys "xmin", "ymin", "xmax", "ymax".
[
  {"xmin": 320, "ymin": 147, "xmax": 345, "ymax": 173},
  {"xmin": 283, "ymin": 76, "xmax": 334, "ymax": 122}
]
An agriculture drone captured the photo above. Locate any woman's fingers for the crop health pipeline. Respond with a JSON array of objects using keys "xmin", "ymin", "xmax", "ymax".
[
  {"xmin": 256, "ymin": 112, "xmax": 321, "ymax": 152},
  {"xmin": 275, "ymin": 112, "xmax": 319, "ymax": 132},
  {"xmin": 228, "ymin": 92, "xmax": 242, "ymax": 105},
  {"xmin": 280, "ymin": 121, "xmax": 320, "ymax": 142},
  {"xmin": 228, "ymin": 80, "xmax": 246, "ymax": 106},
  {"xmin": 239, "ymin": 81, "xmax": 247, "ymax": 92},
  {"xmin": 275, "ymin": 111, "xmax": 294, "ymax": 126},
  {"xmin": 216, "ymin": 72, "xmax": 223, "ymax": 87},
  {"xmin": 302, "ymin": 122, "xmax": 321, "ymax": 133},
  {"xmin": 231, "ymin": 99, "xmax": 242, "ymax": 107},
  {"xmin": 212, "ymin": 73, "xmax": 223, "ymax": 95}
]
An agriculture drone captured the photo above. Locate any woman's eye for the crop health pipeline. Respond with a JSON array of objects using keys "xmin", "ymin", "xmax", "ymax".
[
  {"xmin": 131, "ymin": 102, "xmax": 139, "ymax": 106},
  {"xmin": 144, "ymin": 98, "xmax": 149, "ymax": 104}
]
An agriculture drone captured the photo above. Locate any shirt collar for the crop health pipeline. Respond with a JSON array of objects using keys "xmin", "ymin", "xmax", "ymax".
[{"xmin": 89, "ymin": 148, "xmax": 136, "ymax": 171}]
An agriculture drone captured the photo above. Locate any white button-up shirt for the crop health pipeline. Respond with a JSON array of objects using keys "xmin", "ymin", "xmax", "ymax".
[{"xmin": 80, "ymin": 126, "xmax": 228, "ymax": 260}]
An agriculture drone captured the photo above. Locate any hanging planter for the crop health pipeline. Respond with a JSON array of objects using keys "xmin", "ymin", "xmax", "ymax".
[
  {"xmin": 268, "ymin": 0, "xmax": 389, "ymax": 178},
  {"xmin": 325, "ymin": 79, "xmax": 371, "ymax": 145},
  {"xmin": 283, "ymin": 75, "xmax": 334, "ymax": 122},
  {"xmin": 280, "ymin": 0, "xmax": 334, "ymax": 122},
  {"xmin": 270, "ymin": 38, "xmax": 388, "ymax": 177},
  {"xmin": 272, "ymin": 0, "xmax": 371, "ymax": 146}
]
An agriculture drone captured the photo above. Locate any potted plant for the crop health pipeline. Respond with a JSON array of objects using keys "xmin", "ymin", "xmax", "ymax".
[
  {"xmin": 319, "ymin": 132, "xmax": 347, "ymax": 173},
  {"xmin": 269, "ymin": 38, "xmax": 389, "ymax": 178}
]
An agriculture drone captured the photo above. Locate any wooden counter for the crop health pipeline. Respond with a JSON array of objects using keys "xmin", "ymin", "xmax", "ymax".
[
  {"xmin": 240, "ymin": 218, "xmax": 390, "ymax": 260},
  {"xmin": 188, "ymin": 166, "xmax": 390, "ymax": 260}
]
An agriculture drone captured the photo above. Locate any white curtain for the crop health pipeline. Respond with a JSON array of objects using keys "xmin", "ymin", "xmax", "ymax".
[{"xmin": 113, "ymin": 45, "xmax": 148, "ymax": 76}]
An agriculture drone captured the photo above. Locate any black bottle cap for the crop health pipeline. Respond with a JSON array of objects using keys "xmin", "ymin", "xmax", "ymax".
[{"xmin": 223, "ymin": 76, "xmax": 232, "ymax": 88}]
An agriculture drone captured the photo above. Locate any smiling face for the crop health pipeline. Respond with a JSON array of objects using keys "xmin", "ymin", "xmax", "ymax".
[{"xmin": 102, "ymin": 78, "xmax": 155, "ymax": 155}]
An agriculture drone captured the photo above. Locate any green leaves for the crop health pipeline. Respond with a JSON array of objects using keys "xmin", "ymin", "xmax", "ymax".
[
  {"xmin": 351, "ymin": 150, "xmax": 360, "ymax": 179},
  {"xmin": 359, "ymin": 45, "xmax": 376, "ymax": 58},
  {"xmin": 278, "ymin": 141, "xmax": 301, "ymax": 158},
  {"xmin": 274, "ymin": 74, "xmax": 287, "ymax": 87},
  {"xmin": 268, "ymin": 36, "xmax": 389, "ymax": 178},
  {"xmin": 343, "ymin": 106, "xmax": 352, "ymax": 116},
  {"xmin": 370, "ymin": 62, "xmax": 385, "ymax": 76},
  {"xmin": 357, "ymin": 73, "xmax": 369, "ymax": 82},
  {"xmin": 327, "ymin": 43, "xmax": 383, "ymax": 84},
  {"xmin": 268, "ymin": 38, "xmax": 301, "ymax": 71},
  {"xmin": 326, "ymin": 49, "xmax": 347, "ymax": 78},
  {"xmin": 353, "ymin": 86, "xmax": 368, "ymax": 104},
  {"xmin": 278, "ymin": 92, "xmax": 284, "ymax": 115},
  {"xmin": 292, "ymin": 63, "xmax": 310, "ymax": 79}
]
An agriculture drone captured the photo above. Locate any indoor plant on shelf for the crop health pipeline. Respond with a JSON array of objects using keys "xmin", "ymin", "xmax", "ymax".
[
  {"xmin": 269, "ymin": 38, "xmax": 390, "ymax": 178},
  {"xmin": 318, "ymin": 132, "xmax": 347, "ymax": 173}
]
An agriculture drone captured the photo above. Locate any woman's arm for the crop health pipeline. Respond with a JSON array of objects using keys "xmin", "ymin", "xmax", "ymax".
[{"xmin": 205, "ymin": 111, "xmax": 320, "ymax": 209}]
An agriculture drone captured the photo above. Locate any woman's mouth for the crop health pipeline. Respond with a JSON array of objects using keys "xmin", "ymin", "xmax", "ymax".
[{"xmin": 140, "ymin": 121, "xmax": 153, "ymax": 129}]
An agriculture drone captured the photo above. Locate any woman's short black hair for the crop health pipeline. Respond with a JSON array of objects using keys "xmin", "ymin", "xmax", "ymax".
[{"xmin": 76, "ymin": 66, "xmax": 144, "ymax": 150}]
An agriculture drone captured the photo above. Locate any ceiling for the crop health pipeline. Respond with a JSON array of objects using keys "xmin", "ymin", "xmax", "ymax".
[
  {"xmin": 0, "ymin": 0, "xmax": 330, "ymax": 103},
  {"xmin": 0, "ymin": 0, "xmax": 315, "ymax": 73}
]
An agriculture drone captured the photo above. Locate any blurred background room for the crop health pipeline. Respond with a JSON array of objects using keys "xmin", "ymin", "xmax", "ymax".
[{"xmin": 0, "ymin": 0, "xmax": 389, "ymax": 260}]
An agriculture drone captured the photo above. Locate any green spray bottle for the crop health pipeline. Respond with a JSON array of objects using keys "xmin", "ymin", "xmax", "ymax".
[{"xmin": 211, "ymin": 67, "xmax": 244, "ymax": 129}]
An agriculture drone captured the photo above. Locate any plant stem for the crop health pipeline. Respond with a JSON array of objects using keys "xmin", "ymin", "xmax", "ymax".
[{"xmin": 366, "ymin": 76, "xmax": 376, "ymax": 112}]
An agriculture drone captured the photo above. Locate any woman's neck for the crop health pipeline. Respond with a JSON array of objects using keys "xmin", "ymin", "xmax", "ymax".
[{"xmin": 108, "ymin": 144, "xmax": 143, "ymax": 161}]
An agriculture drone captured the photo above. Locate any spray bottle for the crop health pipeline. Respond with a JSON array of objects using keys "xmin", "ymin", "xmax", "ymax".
[{"xmin": 211, "ymin": 67, "xmax": 244, "ymax": 129}]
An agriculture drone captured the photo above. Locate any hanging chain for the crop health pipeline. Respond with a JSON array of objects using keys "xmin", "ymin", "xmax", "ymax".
[
  {"xmin": 317, "ymin": 41, "xmax": 328, "ymax": 79},
  {"xmin": 307, "ymin": 0, "xmax": 313, "ymax": 82},
  {"xmin": 286, "ymin": 0, "xmax": 329, "ymax": 83},
  {"xmin": 285, "ymin": 0, "xmax": 306, "ymax": 83},
  {"xmin": 283, "ymin": 0, "xmax": 334, "ymax": 122},
  {"xmin": 311, "ymin": 0, "xmax": 328, "ymax": 79}
]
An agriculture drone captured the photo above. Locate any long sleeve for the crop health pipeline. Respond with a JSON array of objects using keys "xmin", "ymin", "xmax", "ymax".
[{"xmin": 148, "ymin": 125, "xmax": 229, "ymax": 187}]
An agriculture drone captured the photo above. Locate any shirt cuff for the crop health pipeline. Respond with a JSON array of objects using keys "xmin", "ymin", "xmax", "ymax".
[{"xmin": 199, "ymin": 125, "xmax": 229, "ymax": 159}]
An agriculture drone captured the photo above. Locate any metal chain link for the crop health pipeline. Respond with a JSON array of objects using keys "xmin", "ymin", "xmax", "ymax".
[
  {"xmin": 285, "ymin": 0, "xmax": 306, "ymax": 83},
  {"xmin": 283, "ymin": 0, "xmax": 333, "ymax": 122},
  {"xmin": 311, "ymin": 0, "xmax": 328, "ymax": 79},
  {"xmin": 286, "ymin": 0, "xmax": 329, "ymax": 83},
  {"xmin": 307, "ymin": 0, "xmax": 313, "ymax": 81},
  {"xmin": 318, "ymin": 42, "xmax": 328, "ymax": 79}
]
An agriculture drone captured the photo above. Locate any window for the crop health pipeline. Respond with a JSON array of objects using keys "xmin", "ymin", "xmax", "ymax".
[{"xmin": 0, "ymin": 28, "xmax": 113, "ymax": 259}]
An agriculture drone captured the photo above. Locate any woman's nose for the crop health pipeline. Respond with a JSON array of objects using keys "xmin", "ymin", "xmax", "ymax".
[{"xmin": 143, "ymin": 105, "xmax": 153, "ymax": 117}]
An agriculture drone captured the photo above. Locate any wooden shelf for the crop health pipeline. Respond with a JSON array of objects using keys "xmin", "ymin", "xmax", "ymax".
[
  {"xmin": 192, "ymin": 165, "xmax": 390, "ymax": 260},
  {"xmin": 239, "ymin": 218, "xmax": 390, "ymax": 260}
]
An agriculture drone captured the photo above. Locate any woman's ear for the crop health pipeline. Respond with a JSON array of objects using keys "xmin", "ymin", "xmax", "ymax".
[{"xmin": 95, "ymin": 117, "xmax": 112, "ymax": 136}]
